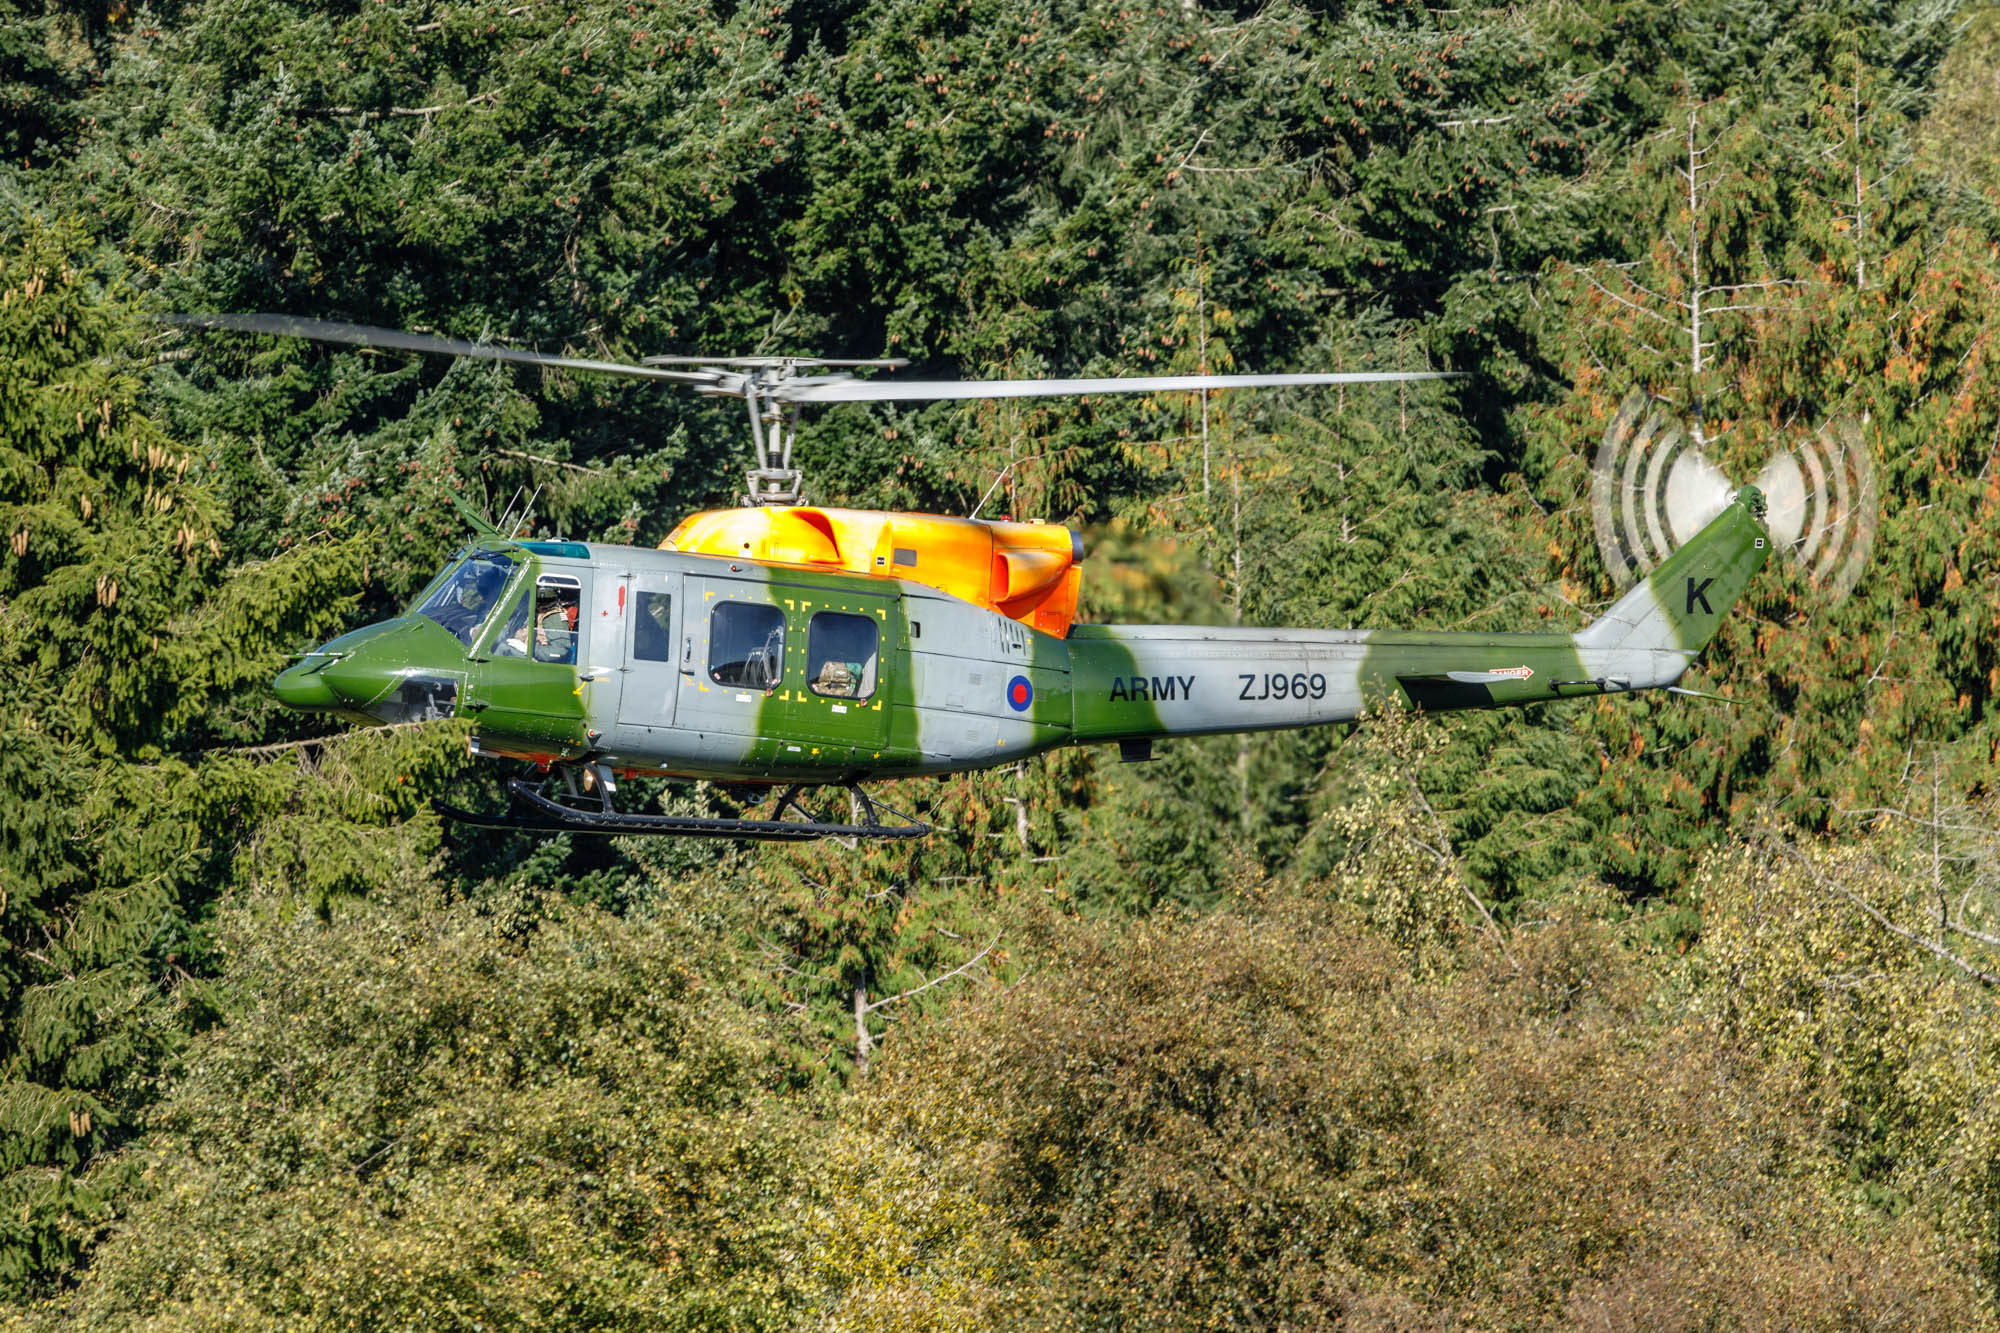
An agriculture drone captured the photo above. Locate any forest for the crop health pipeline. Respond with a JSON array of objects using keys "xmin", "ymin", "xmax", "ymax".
[{"xmin": 6, "ymin": 0, "xmax": 2000, "ymax": 1325}]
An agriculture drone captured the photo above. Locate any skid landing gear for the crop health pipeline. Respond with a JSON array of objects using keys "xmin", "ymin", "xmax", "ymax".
[{"xmin": 434, "ymin": 763, "xmax": 930, "ymax": 841}]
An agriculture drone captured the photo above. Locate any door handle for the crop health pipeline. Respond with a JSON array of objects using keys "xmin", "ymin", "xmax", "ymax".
[{"xmin": 582, "ymin": 666, "xmax": 612, "ymax": 681}]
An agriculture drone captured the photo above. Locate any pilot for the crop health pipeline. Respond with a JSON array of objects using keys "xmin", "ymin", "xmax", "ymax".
[
  {"xmin": 533, "ymin": 597, "xmax": 578, "ymax": 664},
  {"xmin": 439, "ymin": 563, "xmax": 507, "ymax": 643},
  {"xmin": 501, "ymin": 612, "xmax": 531, "ymax": 658}
]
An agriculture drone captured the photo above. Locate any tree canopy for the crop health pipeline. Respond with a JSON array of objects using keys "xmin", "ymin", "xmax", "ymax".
[{"xmin": 7, "ymin": 0, "xmax": 2000, "ymax": 1324}]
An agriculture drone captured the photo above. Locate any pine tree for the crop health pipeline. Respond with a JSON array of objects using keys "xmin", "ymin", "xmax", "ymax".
[
  {"xmin": 0, "ymin": 215, "xmax": 395, "ymax": 1295},
  {"xmin": 726, "ymin": 767, "xmax": 1065, "ymax": 1079}
]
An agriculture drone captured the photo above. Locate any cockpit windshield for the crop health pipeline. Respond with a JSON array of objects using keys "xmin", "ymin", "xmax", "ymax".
[{"xmin": 411, "ymin": 550, "xmax": 519, "ymax": 647}]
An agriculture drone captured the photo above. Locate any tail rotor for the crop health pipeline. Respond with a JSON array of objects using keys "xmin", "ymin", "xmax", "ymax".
[{"xmin": 1590, "ymin": 390, "xmax": 1876, "ymax": 602}]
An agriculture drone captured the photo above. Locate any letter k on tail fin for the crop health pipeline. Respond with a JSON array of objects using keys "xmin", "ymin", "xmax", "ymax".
[{"xmin": 1574, "ymin": 486, "xmax": 1769, "ymax": 685}]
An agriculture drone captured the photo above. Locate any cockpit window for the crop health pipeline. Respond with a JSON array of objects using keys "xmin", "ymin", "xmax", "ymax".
[
  {"xmin": 527, "ymin": 577, "xmax": 581, "ymax": 665},
  {"xmin": 487, "ymin": 585, "xmax": 534, "ymax": 659},
  {"xmin": 412, "ymin": 551, "xmax": 518, "ymax": 648}
]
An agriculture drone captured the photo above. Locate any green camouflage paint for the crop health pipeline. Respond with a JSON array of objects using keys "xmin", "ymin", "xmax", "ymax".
[
  {"xmin": 274, "ymin": 488, "xmax": 1769, "ymax": 785},
  {"xmin": 1067, "ymin": 627, "xmax": 1167, "ymax": 742}
]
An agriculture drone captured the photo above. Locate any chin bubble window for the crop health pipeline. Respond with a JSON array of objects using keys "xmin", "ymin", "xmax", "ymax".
[
  {"xmin": 709, "ymin": 602, "xmax": 786, "ymax": 689},
  {"xmin": 807, "ymin": 611, "xmax": 879, "ymax": 699}
]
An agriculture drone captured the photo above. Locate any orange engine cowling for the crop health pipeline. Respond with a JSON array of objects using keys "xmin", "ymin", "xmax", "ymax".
[{"xmin": 661, "ymin": 506, "xmax": 1084, "ymax": 637}]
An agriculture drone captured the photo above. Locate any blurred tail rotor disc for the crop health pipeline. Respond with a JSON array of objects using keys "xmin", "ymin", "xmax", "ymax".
[{"xmin": 1590, "ymin": 390, "xmax": 1876, "ymax": 602}]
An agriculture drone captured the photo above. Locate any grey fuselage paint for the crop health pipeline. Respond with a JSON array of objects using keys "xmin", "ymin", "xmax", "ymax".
[{"xmin": 274, "ymin": 490, "xmax": 1769, "ymax": 784}]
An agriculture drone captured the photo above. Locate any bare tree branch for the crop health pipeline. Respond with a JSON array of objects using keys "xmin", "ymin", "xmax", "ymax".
[
  {"xmin": 1578, "ymin": 269, "xmax": 1683, "ymax": 329},
  {"xmin": 303, "ymin": 91, "xmax": 500, "ymax": 120},
  {"xmin": 496, "ymin": 448, "xmax": 598, "ymax": 475},
  {"xmin": 864, "ymin": 935, "xmax": 1002, "ymax": 1014},
  {"xmin": 1779, "ymin": 844, "xmax": 2000, "ymax": 987}
]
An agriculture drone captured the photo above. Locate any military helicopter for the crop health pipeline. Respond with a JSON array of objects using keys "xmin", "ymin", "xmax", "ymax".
[{"xmin": 176, "ymin": 314, "xmax": 1769, "ymax": 840}]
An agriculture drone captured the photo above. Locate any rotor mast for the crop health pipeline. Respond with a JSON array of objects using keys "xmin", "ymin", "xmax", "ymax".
[
  {"xmin": 743, "ymin": 379, "xmax": 796, "ymax": 506},
  {"xmin": 640, "ymin": 354, "xmax": 911, "ymax": 507}
]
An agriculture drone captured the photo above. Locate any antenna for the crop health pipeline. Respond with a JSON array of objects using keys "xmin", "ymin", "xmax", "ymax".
[
  {"xmin": 968, "ymin": 452, "xmax": 1049, "ymax": 521},
  {"xmin": 495, "ymin": 484, "xmax": 526, "ymax": 536},
  {"xmin": 511, "ymin": 483, "xmax": 546, "ymax": 540}
]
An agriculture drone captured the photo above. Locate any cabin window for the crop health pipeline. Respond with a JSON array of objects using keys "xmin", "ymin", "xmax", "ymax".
[
  {"xmin": 709, "ymin": 602, "xmax": 786, "ymax": 689},
  {"xmin": 807, "ymin": 611, "xmax": 879, "ymax": 700},
  {"xmin": 528, "ymin": 577, "xmax": 581, "ymax": 664},
  {"xmin": 411, "ymin": 550, "xmax": 518, "ymax": 648},
  {"xmin": 633, "ymin": 591, "xmax": 673, "ymax": 662}
]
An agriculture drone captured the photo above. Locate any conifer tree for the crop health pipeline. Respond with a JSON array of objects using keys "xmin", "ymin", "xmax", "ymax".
[
  {"xmin": 1527, "ymin": 50, "xmax": 2000, "ymax": 893},
  {"xmin": 729, "ymin": 767, "xmax": 1064, "ymax": 1078},
  {"xmin": 0, "ymin": 215, "xmax": 393, "ymax": 1295}
]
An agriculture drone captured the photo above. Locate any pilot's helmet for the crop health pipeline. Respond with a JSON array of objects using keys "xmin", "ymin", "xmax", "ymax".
[{"xmin": 463, "ymin": 563, "xmax": 505, "ymax": 608}]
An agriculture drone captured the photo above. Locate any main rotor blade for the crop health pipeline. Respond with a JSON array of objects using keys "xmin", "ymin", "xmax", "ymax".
[
  {"xmin": 641, "ymin": 354, "xmax": 912, "ymax": 369},
  {"xmin": 164, "ymin": 313, "xmax": 727, "ymax": 386},
  {"xmin": 774, "ymin": 369, "xmax": 1457, "ymax": 404}
]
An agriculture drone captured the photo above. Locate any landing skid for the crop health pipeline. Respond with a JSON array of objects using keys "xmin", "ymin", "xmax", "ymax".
[{"xmin": 434, "ymin": 770, "xmax": 930, "ymax": 841}]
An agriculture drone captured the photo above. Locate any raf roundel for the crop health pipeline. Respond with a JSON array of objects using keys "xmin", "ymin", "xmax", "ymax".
[{"xmin": 1007, "ymin": 675, "xmax": 1033, "ymax": 712}]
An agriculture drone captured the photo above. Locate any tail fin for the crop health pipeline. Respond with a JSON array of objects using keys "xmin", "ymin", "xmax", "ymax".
[{"xmin": 1577, "ymin": 485, "xmax": 1768, "ymax": 656}]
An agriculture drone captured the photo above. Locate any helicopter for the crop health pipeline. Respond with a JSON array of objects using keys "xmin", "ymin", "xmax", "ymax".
[{"xmin": 174, "ymin": 314, "xmax": 1771, "ymax": 840}]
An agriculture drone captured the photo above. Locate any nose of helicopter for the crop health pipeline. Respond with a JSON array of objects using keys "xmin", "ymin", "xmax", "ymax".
[
  {"xmin": 272, "ymin": 656, "xmax": 344, "ymax": 709},
  {"xmin": 272, "ymin": 618, "xmax": 453, "ymax": 722}
]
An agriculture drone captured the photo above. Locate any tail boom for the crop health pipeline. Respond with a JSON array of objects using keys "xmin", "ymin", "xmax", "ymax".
[{"xmin": 1068, "ymin": 487, "xmax": 1767, "ymax": 744}]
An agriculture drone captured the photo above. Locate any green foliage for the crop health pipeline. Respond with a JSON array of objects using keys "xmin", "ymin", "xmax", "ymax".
[
  {"xmin": 848, "ymin": 884, "xmax": 1989, "ymax": 1328},
  {"xmin": 0, "ymin": 217, "xmax": 354, "ymax": 751},
  {"xmin": 1917, "ymin": 5, "xmax": 2000, "ymax": 202},
  {"xmin": 1696, "ymin": 800, "xmax": 2000, "ymax": 1273},
  {"xmin": 0, "ymin": 2, "xmax": 102, "ymax": 174},
  {"xmin": 10, "ymin": 0, "xmax": 2000, "ymax": 1317},
  {"xmin": 796, "ymin": 1116, "xmax": 1016, "ymax": 1330},
  {"xmin": 724, "ymin": 764, "xmax": 1068, "ymax": 1080},
  {"xmin": 0, "ymin": 721, "xmax": 166, "ymax": 1297},
  {"xmin": 1519, "ymin": 46, "xmax": 2000, "ymax": 894},
  {"xmin": 0, "ymin": 218, "xmax": 458, "ymax": 1298},
  {"xmin": 1297, "ymin": 701, "xmax": 1469, "ymax": 972},
  {"xmin": 1061, "ymin": 739, "xmax": 1239, "ymax": 914},
  {"xmin": 10, "ymin": 886, "xmax": 815, "ymax": 1331}
]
